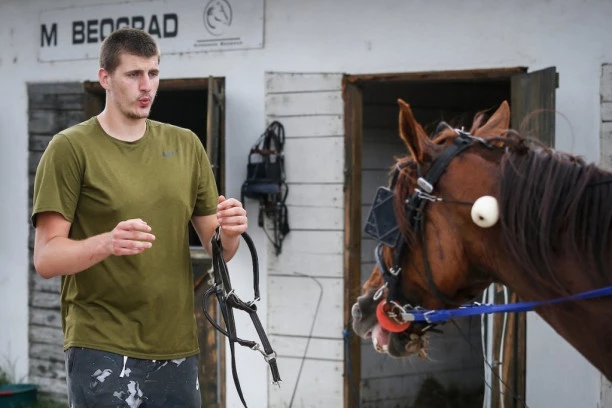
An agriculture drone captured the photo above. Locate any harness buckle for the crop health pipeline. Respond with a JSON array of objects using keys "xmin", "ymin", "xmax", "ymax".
[
  {"xmin": 373, "ymin": 283, "xmax": 388, "ymax": 301},
  {"xmin": 423, "ymin": 310, "xmax": 435, "ymax": 324},
  {"xmin": 252, "ymin": 343, "xmax": 277, "ymax": 362},
  {"xmin": 415, "ymin": 189, "xmax": 441, "ymax": 203},
  {"xmin": 247, "ymin": 296, "xmax": 261, "ymax": 306},
  {"xmin": 417, "ymin": 177, "xmax": 433, "ymax": 193},
  {"xmin": 389, "ymin": 266, "xmax": 402, "ymax": 276}
]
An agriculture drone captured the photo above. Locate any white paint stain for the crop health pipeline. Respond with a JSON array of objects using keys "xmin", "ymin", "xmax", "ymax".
[
  {"xmin": 92, "ymin": 368, "xmax": 113, "ymax": 383},
  {"xmin": 125, "ymin": 381, "xmax": 144, "ymax": 408},
  {"xmin": 171, "ymin": 358, "xmax": 186, "ymax": 366},
  {"xmin": 119, "ymin": 356, "xmax": 130, "ymax": 378}
]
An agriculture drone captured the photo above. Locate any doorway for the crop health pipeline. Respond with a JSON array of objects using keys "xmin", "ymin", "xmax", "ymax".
[
  {"xmin": 344, "ymin": 67, "xmax": 557, "ymax": 408},
  {"xmin": 84, "ymin": 77, "xmax": 226, "ymax": 408}
]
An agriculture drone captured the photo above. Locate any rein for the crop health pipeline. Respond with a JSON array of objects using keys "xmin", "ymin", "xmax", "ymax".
[
  {"xmin": 389, "ymin": 285, "xmax": 612, "ymax": 323},
  {"xmin": 202, "ymin": 227, "xmax": 281, "ymax": 408}
]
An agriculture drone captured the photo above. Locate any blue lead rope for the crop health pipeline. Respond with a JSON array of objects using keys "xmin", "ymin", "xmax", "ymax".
[{"xmin": 403, "ymin": 285, "xmax": 612, "ymax": 323}]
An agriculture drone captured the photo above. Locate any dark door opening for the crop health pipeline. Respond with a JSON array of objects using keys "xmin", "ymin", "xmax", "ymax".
[{"xmin": 344, "ymin": 67, "xmax": 556, "ymax": 408}]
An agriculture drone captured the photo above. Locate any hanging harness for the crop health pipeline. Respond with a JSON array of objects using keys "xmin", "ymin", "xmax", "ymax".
[
  {"xmin": 202, "ymin": 227, "xmax": 281, "ymax": 408},
  {"xmin": 241, "ymin": 121, "xmax": 290, "ymax": 255},
  {"xmin": 364, "ymin": 129, "xmax": 612, "ymax": 326}
]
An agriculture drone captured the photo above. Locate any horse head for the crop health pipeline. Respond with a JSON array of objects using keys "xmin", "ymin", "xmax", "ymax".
[{"xmin": 352, "ymin": 99, "xmax": 513, "ymax": 357}]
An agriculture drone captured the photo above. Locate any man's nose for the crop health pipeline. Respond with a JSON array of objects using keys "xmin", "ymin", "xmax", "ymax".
[{"xmin": 140, "ymin": 76, "xmax": 152, "ymax": 92}]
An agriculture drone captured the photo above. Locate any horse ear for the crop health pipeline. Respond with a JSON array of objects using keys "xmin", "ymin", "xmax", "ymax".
[
  {"xmin": 473, "ymin": 100, "xmax": 511, "ymax": 138},
  {"xmin": 398, "ymin": 99, "xmax": 431, "ymax": 163}
]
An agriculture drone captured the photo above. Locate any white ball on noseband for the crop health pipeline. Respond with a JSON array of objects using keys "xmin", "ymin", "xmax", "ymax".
[{"xmin": 471, "ymin": 196, "xmax": 499, "ymax": 228}]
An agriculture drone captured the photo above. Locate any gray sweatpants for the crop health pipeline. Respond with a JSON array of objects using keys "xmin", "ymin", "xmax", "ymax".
[{"xmin": 65, "ymin": 347, "xmax": 201, "ymax": 408}]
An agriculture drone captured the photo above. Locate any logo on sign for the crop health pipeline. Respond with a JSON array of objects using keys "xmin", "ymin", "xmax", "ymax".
[{"xmin": 203, "ymin": 0, "xmax": 232, "ymax": 36}]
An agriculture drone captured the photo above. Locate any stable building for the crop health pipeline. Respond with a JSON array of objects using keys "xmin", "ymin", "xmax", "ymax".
[{"xmin": 1, "ymin": 1, "xmax": 611, "ymax": 407}]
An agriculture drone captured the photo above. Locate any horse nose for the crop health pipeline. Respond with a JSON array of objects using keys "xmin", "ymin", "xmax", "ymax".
[{"xmin": 351, "ymin": 302, "xmax": 362, "ymax": 321}]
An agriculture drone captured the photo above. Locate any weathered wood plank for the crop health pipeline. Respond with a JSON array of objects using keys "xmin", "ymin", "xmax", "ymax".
[
  {"xmin": 28, "ymin": 82, "xmax": 83, "ymax": 95},
  {"xmin": 361, "ymin": 140, "xmax": 403, "ymax": 170},
  {"xmin": 268, "ymin": 115, "xmax": 343, "ymax": 138},
  {"xmin": 29, "ymin": 109, "xmax": 84, "ymax": 134},
  {"xmin": 29, "ymin": 151, "xmax": 44, "ymax": 175},
  {"xmin": 269, "ymin": 335, "xmax": 343, "ymax": 361},
  {"xmin": 362, "ymin": 169, "xmax": 390, "ymax": 204},
  {"xmin": 31, "ymin": 291, "xmax": 60, "ymax": 309},
  {"xmin": 602, "ymin": 102, "xmax": 612, "ymax": 122},
  {"xmin": 29, "ymin": 357, "xmax": 65, "ymax": 380},
  {"xmin": 360, "ymin": 368, "xmax": 483, "ymax": 408},
  {"xmin": 361, "ymin": 238, "xmax": 376, "ymax": 264},
  {"xmin": 268, "ymin": 276, "xmax": 343, "ymax": 337},
  {"xmin": 269, "ymin": 231, "xmax": 343, "ymax": 278},
  {"xmin": 30, "ymin": 307, "xmax": 62, "ymax": 328},
  {"xmin": 31, "ymin": 273, "xmax": 61, "ymax": 293},
  {"xmin": 265, "ymin": 72, "xmax": 343, "ymax": 94},
  {"xmin": 29, "ymin": 375, "xmax": 68, "ymax": 402},
  {"xmin": 29, "ymin": 135, "xmax": 53, "ymax": 152},
  {"xmin": 601, "ymin": 122, "xmax": 612, "ymax": 171},
  {"xmin": 285, "ymin": 184, "xmax": 343, "ymax": 208},
  {"xmin": 286, "ymin": 205, "xmax": 343, "ymax": 230},
  {"xmin": 360, "ymin": 261, "xmax": 375, "ymax": 282},
  {"xmin": 266, "ymin": 91, "xmax": 343, "ymax": 117},
  {"xmin": 602, "ymin": 64, "xmax": 612, "ymax": 102},
  {"xmin": 30, "ymin": 342, "xmax": 65, "ymax": 363},
  {"xmin": 30, "ymin": 325, "xmax": 64, "ymax": 345},
  {"xmin": 29, "ymin": 93, "xmax": 84, "ymax": 110},
  {"xmin": 285, "ymin": 137, "xmax": 344, "ymax": 183},
  {"xmin": 363, "ymin": 127, "xmax": 401, "ymax": 143},
  {"xmin": 268, "ymin": 358, "xmax": 342, "ymax": 408}
]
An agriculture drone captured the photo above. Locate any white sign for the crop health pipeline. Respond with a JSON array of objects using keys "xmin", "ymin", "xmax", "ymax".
[{"xmin": 39, "ymin": 0, "xmax": 264, "ymax": 62}]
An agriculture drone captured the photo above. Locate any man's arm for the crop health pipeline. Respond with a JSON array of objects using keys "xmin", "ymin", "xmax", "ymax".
[
  {"xmin": 191, "ymin": 196, "xmax": 248, "ymax": 262},
  {"xmin": 33, "ymin": 211, "xmax": 156, "ymax": 279}
]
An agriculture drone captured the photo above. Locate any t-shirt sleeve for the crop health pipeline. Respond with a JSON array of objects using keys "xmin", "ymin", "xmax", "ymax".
[
  {"xmin": 31, "ymin": 133, "xmax": 82, "ymax": 227},
  {"xmin": 192, "ymin": 133, "xmax": 219, "ymax": 216}
]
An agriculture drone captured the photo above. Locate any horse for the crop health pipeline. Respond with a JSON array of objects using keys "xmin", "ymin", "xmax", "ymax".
[{"xmin": 351, "ymin": 99, "xmax": 612, "ymax": 381}]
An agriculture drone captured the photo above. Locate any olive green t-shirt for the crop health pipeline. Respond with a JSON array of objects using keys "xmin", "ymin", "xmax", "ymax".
[{"xmin": 32, "ymin": 117, "xmax": 218, "ymax": 360}]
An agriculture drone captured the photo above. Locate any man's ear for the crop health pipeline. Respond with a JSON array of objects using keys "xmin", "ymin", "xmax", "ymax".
[
  {"xmin": 98, "ymin": 68, "xmax": 111, "ymax": 91},
  {"xmin": 398, "ymin": 99, "xmax": 433, "ymax": 164}
]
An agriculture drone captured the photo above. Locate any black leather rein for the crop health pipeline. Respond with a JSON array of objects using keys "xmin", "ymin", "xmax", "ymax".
[{"xmin": 202, "ymin": 226, "xmax": 281, "ymax": 408}]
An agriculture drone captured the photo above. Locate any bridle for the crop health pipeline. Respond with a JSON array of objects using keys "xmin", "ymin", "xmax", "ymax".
[
  {"xmin": 202, "ymin": 227, "xmax": 281, "ymax": 408},
  {"xmin": 364, "ymin": 130, "xmax": 494, "ymax": 327}
]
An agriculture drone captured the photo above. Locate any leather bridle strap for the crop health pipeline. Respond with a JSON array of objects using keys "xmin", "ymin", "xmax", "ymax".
[
  {"xmin": 383, "ymin": 131, "xmax": 479, "ymax": 307},
  {"xmin": 203, "ymin": 227, "xmax": 281, "ymax": 408}
]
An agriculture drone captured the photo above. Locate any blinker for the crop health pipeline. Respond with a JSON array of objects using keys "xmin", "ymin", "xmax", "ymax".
[{"xmin": 364, "ymin": 187, "xmax": 402, "ymax": 248}]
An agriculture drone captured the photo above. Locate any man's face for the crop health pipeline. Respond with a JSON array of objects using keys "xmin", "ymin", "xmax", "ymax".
[{"xmin": 102, "ymin": 53, "xmax": 160, "ymax": 120}]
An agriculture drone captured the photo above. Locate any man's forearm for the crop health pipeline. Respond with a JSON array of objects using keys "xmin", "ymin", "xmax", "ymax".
[
  {"xmin": 220, "ymin": 230, "xmax": 241, "ymax": 262},
  {"xmin": 34, "ymin": 233, "xmax": 112, "ymax": 279}
]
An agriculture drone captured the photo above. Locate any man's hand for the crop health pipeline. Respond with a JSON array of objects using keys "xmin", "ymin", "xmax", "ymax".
[
  {"xmin": 217, "ymin": 196, "xmax": 248, "ymax": 237},
  {"xmin": 108, "ymin": 218, "xmax": 156, "ymax": 256}
]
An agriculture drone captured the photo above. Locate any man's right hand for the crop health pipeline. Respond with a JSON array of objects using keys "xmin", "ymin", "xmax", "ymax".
[{"xmin": 109, "ymin": 219, "xmax": 156, "ymax": 256}]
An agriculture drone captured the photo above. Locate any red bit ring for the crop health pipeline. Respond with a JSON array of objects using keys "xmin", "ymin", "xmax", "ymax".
[{"xmin": 376, "ymin": 301, "xmax": 411, "ymax": 333}]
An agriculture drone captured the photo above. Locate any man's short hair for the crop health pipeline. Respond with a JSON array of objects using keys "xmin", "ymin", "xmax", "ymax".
[{"xmin": 99, "ymin": 28, "xmax": 160, "ymax": 73}]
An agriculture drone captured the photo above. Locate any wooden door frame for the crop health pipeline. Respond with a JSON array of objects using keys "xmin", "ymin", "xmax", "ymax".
[{"xmin": 343, "ymin": 67, "xmax": 528, "ymax": 408}]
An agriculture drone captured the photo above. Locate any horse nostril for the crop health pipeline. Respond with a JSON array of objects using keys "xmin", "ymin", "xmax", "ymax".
[{"xmin": 351, "ymin": 303, "xmax": 362, "ymax": 321}]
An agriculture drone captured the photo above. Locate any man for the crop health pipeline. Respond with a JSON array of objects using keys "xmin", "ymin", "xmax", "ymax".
[{"xmin": 32, "ymin": 28, "xmax": 247, "ymax": 407}]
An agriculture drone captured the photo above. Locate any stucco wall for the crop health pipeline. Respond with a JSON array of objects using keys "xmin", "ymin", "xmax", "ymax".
[{"xmin": 1, "ymin": 0, "xmax": 611, "ymax": 406}]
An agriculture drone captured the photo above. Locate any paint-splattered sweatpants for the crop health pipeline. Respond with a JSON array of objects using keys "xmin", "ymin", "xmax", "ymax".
[{"xmin": 65, "ymin": 347, "xmax": 201, "ymax": 408}]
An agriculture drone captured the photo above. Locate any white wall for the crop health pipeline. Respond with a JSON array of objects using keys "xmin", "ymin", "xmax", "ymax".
[{"xmin": 1, "ymin": 0, "xmax": 611, "ymax": 406}]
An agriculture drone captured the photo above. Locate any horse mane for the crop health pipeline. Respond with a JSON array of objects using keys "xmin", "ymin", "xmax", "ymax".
[{"xmin": 499, "ymin": 136, "xmax": 612, "ymax": 293}]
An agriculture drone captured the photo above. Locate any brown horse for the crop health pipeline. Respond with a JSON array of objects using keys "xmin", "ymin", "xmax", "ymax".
[{"xmin": 351, "ymin": 99, "xmax": 612, "ymax": 380}]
